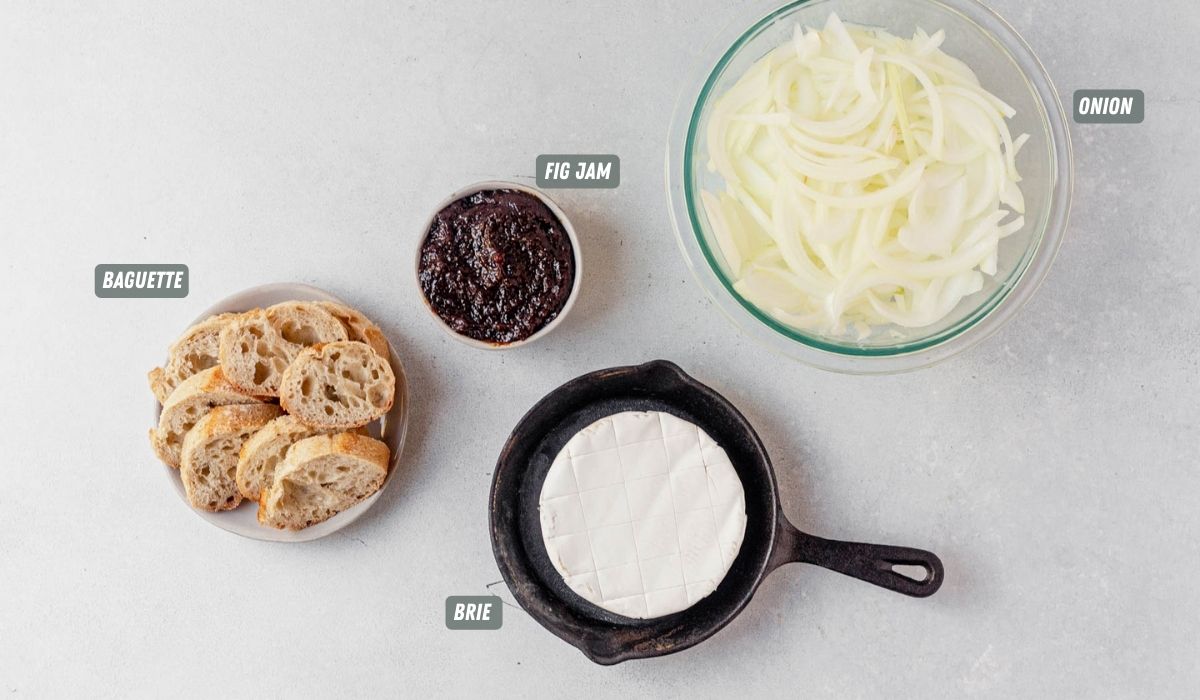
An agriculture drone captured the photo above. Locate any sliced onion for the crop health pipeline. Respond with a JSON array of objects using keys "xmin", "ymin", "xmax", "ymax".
[{"xmin": 702, "ymin": 12, "xmax": 1029, "ymax": 336}]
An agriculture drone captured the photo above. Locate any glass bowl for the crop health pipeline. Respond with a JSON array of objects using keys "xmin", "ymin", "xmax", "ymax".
[{"xmin": 666, "ymin": 0, "xmax": 1072, "ymax": 373}]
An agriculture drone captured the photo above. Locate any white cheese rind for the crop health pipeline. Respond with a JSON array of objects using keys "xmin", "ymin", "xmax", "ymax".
[{"xmin": 538, "ymin": 410, "xmax": 748, "ymax": 618}]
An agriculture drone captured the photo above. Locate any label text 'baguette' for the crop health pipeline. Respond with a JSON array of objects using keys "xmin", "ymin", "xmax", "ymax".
[{"xmin": 95, "ymin": 264, "xmax": 189, "ymax": 298}]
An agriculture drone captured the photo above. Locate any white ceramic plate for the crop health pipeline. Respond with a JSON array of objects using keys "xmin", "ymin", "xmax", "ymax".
[{"xmin": 152, "ymin": 282, "xmax": 409, "ymax": 542}]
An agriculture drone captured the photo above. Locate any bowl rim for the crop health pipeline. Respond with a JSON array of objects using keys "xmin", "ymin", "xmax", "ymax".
[
  {"xmin": 413, "ymin": 180, "xmax": 583, "ymax": 350},
  {"xmin": 665, "ymin": 0, "xmax": 1074, "ymax": 374}
]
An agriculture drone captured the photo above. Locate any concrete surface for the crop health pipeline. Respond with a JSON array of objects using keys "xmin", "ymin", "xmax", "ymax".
[{"xmin": 1, "ymin": 0, "xmax": 1197, "ymax": 697}]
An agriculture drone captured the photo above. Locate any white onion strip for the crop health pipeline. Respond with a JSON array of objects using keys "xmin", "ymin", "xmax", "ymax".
[{"xmin": 701, "ymin": 13, "xmax": 1030, "ymax": 335}]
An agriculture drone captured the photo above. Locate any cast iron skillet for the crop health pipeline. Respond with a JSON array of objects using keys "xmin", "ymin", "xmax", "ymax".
[{"xmin": 490, "ymin": 360, "xmax": 943, "ymax": 664}]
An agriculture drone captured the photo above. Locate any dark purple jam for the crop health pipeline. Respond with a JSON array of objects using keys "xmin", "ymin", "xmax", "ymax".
[{"xmin": 418, "ymin": 189, "xmax": 575, "ymax": 344}]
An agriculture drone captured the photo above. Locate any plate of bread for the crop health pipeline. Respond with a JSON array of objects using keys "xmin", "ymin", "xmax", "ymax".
[{"xmin": 148, "ymin": 283, "xmax": 408, "ymax": 542}]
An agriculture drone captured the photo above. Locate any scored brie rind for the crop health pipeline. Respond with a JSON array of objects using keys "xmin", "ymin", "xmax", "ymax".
[{"xmin": 538, "ymin": 410, "xmax": 747, "ymax": 619}]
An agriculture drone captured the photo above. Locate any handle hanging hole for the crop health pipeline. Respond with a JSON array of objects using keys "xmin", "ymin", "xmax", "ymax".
[{"xmin": 891, "ymin": 563, "xmax": 931, "ymax": 583}]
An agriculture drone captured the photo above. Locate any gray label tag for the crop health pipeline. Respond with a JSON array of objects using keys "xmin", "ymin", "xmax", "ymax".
[
  {"xmin": 95, "ymin": 264, "xmax": 189, "ymax": 298},
  {"xmin": 445, "ymin": 596, "xmax": 503, "ymax": 630},
  {"xmin": 1073, "ymin": 90, "xmax": 1144, "ymax": 123},
  {"xmin": 536, "ymin": 154, "xmax": 620, "ymax": 188}
]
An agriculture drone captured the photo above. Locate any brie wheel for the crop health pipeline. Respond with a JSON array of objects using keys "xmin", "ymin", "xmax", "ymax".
[{"xmin": 538, "ymin": 410, "xmax": 747, "ymax": 619}]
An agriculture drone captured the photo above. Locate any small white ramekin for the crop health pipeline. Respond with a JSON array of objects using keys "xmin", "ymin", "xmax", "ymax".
[{"xmin": 415, "ymin": 180, "xmax": 582, "ymax": 350}]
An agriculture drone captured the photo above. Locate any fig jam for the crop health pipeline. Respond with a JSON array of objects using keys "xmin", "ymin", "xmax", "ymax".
[{"xmin": 418, "ymin": 189, "xmax": 575, "ymax": 344}]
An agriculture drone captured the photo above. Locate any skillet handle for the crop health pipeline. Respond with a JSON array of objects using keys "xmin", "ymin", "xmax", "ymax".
[{"xmin": 774, "ymin": 523, "xmax": 944, "ymax": 598}]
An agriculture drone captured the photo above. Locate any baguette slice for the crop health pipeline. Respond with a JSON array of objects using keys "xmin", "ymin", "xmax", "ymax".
[
  {"xmin": 218, "ymin": 301, "xmax": 347, "ymax": 397},
  {"xmin": 278, "ymin": 341, "xmax": 395, "ymax": 429},
  {"xmin": 316, "ymin": 301, "xmax": 390, "ymax": 358},
  {"xmin": 150, "ymin": 367, "xmax": 262, "ymax": 468},
  {"xmin": 235, "ymin": 415, "xmax": 342, "ymax": 500},
  {"xmin": 148, "ymin": 312, "xmax": 239, "ymax": 404},
  {"xmin": 258, "ymin": 433, "xmax": 389, "ymax": 530},
  {"xmin": 181, "ymin": 404, "xmax": 282, "ymax": 511}
]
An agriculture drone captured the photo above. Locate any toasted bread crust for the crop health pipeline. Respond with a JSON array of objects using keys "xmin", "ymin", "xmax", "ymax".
[
  {"xmin": 181, "ymin": 403, "xmax": 282, "ymax": 511},
  {"xmin": 153, "ymin": 367, "xmax": 262, "ymax": 468},
  {"xmin": 315, "ymin": 301, "xmax": 390, "ymax": 358},
  {"xmin": 258, "ymin": 433, "xmax": 389, "ymax": 530},
  {"xmin": 235, "ymin": 415, "xmax": 340, "ymax": 500},
  {"xmin": 190, "ymin": 403, "xmax": 282, "ymax": 441},
  {"xmin": 148, "ymin": 312, "xmax": 240, "ymax": 404},
  {"xmin": 284, "ymin": 432, "xmax": 390, "ymax": 468}
]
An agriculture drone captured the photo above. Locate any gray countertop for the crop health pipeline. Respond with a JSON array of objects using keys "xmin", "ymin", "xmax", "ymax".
[{"xmin": 1, "ymin": 0, "xmax": 1197, "ymax": 697}]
